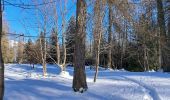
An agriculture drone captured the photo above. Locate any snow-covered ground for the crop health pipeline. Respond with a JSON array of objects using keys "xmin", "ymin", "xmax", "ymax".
[{"xmin": 4, "ymin": 64, "xmax": 170, "ymax": 100}]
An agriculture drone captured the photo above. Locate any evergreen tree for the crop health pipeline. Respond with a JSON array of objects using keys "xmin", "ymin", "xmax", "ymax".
[
  {"xmin": 65, "ymin": 16, "xmax": 76, "ymax": 63},
  {"xmin": 48, "ymin": 28, "xmax": 58, "ymax": 63},
  {"xmin": 24, "ymin": 39, "xmax": 34, "ymax": 64}
]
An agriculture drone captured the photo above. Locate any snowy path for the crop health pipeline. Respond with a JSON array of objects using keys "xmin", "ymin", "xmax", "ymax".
[
  {"xmin": 120, "ymin": 76, "xmax": 160, "ymax": 100},
  {"xmin": 4, "ymin": 64, "xmax": 170, "ymax": 100}
]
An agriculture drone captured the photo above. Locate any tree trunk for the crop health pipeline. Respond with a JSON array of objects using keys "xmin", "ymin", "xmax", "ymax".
[
  {"xmin": 168, "ymin": 14, "xmax": 170, "ymax": 38},
  {"xmin": 56, "ymin": 40, "xmax": 60, "ymax": 64},
  {"xmin": 52, "ymin": 0, "xmax": 60, "ymax": 65},
  {"xmin": 144, "ymin": 44, "xmax": 149, "ymax": 71},
  {"xmin": 156, "ymin": 0, "xmax": 166, "ymax": 70},
  {"xmin": 0, "ymin": 0, "xmax": 4, "ymax": 99},
  {"xmin": 94, "ymin": 33, "xmax": 101, "ymax": 82},
  {"xmin": 61, "ymin": 0, "xmax": 67, "ymax": 71},
  {"xmin": 166, "ymin": 2, "xmax": 170, "ymax": 71},
  {"xmin": 40, "ymin": 34, "xmax": 47, "ymax": 76},
  {"xmin": 43, "ymin": 38, "xmax": 47, "ymax": 76},
  {"xmin": 108, "ymin": 2, "xmax": 113, "ymax": 69},
  {"xmin": 72, "ymin": 0, "xmax": 87, "ymax": 93},
  {"xmin": 93, "ymin": 0, "xmax": 103, "ymax": 82}
]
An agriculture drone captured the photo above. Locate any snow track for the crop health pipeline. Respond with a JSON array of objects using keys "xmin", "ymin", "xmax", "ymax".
[{"xmin": 120, "ymin": 76, "xmax": 161, "ymax": 100}]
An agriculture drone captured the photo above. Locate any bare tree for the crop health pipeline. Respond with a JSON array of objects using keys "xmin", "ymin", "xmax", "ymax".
[
  {"xmin": 60, "ymin": 0, "xmax": 67, "ymax": 71},
  {"xmin": 33, "ymin": 0, "xmax": 52, "ymax": 76},
  {"xmin": 51, "ymin": 0, "xmax": 60, "ymax": 65},
  {"xmin": 93, "ymin": 0, "xmax": 105, "ymax": 82},
  {"xmin": 72, "ymin": 0, "xmax": 87, "ymax": 93}
]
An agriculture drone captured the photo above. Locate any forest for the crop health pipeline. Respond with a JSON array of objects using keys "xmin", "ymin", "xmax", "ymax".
[{"xmin": 0, "ymin": 0, "xmax": 170, "ymax": 100}]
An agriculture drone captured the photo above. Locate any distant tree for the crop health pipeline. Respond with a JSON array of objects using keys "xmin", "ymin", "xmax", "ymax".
[
  {"xmin": 65, "ymin": 16, "xmax": 76, "ymax": 64},
  {"xmin": 1, "ymin": 18, "xmax": 14, "ymax": 63},
  {"xmin": 16, "ymin": 40, "xmax": 24, "ymax": 64},
  {"xmin": 48, "ymin": 29, "xmax": 59, "ymax": 63},
  {"xmin": 24, "ymin": 39, "xmax": 35, "ymax": 65},
  {"xmin": 1, "ymin": 33, "xmax": 14, "ymax": 63},
  {"xmin": 51, "ymin": 0, "xmax": 60, "ymax": 65},
  {"xmin": 72, "ymin": 0, "xmax": 87, "ymax": 93}
]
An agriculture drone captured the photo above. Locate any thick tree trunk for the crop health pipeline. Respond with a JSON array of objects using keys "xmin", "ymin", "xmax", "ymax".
[
  {"xmin": 156, "ymin": 0, "xmax": 166, "ymax": 70},
  {"xmin": 166, "ymin": 4, "xmax": 170, "ymax": 71},
  {"xmin": 0, "ymin": 0, "xmax": 4, "ymax": 99},
  {"xmin": 72, "ymin": 0, "xmax": 87, "ymax": 93}
]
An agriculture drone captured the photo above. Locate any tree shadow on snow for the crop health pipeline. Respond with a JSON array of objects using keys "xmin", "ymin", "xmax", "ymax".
[{"xmin": 4, "ymin": 78, "xmax": 73, "ymax": 100}]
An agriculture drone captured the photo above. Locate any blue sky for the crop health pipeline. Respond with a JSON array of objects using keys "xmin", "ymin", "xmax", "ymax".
[{"xmin": 3, "ymin": 0, "xmax": 77, "ymax": 40}]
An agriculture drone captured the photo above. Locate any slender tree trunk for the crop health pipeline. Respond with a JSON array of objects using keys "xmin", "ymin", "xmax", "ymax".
[
  {"xmin": 0, "ymin": 0, "xmax": 4, "ymax": 99},
  {"xmin": 51, "ymin": 0, "xmax": 60, "ymax": 65},
  {"xmin": 61, "ymin": 35, "xmax": 66, "ymax": 71},
  {"xmin": 72, "ymin": 0, "xmax": 87, "ymax": 93},
  {"xmin": 93, "ymin": 0, "xmax": 104, "ymax": 82},
  {"xmin": 40, "ymin": 33, "xmax": 47, "ymax": 76},
  {"xmin": 108, "ymin": 2, "xmax": 113, "ymax": 69},
  {"xmin": 60, "ymin": 0, "xmax": 67, "ymax": 71},
  {"xmin": 144, "ymin": 44, "xmax": 149, "ymax": 71},
  {"xmin": 120, "ymin": 32, "xmax": 124, "ymax": 69},
  {"xmin": 43, "ymin": 37, "xmax": 47, "ymax": 76},
  {"xmin": 143, "ymin": 24, "xmax": 149, "ymax": 71},
  {"xmin": 56, "ymin": 39, "xmax": 60, "ymax": 64},
  {"xmin": 168, "ymin": 15, "xmax": 170, "ymax": 38},
  {"xmin": 94, "ymin": 33, "xmax": 101, "ymax": 82}
]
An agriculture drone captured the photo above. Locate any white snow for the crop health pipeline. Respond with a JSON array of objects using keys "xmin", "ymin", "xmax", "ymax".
[
  {"xmin": 59, "ymin": 71, "xmax": 72, "ymax": 79},
  {"xmin": 4, "ymin": 64, "xmax": 170, "ymax": 100}
]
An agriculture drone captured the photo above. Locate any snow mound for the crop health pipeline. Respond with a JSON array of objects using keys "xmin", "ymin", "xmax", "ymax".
[
  {"xmin": 146, "ymin": 69, "xmax": 156, "ymax": 72},
  {"xmin": 143, "ymin": 94, "xmax": 153, "ymax": 100},
  {"xmin": 59, "ymin": 71, "xmax": 72, "ymax": 79},
  {"xmin": 112, "ymin": 68, "xmax": 128, "ymax": 72}
]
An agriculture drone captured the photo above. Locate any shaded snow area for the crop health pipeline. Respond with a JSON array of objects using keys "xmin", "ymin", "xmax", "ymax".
[{"xmin": 4, "ymin": 64, "xmax": 170, "ymax": 100}]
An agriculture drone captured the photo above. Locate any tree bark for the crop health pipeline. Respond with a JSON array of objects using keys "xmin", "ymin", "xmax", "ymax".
[
  {"xmin": 93, "ymin": 0, "xmax": 104, "ymax": 82},
  {"xmin": 0, "ymin": 0, "xmax": 4, "ymax": 99},
  {"xmin": 94, "ymin": 33, "xmax": 101, "ymax": 82},
  {"xmin": 143, "ymin": 44, "xmax": 149, "ymax": 71},
  {"xmin": 72, "ymin": 0, "xmax": 87, "ymax": 93},
  {"xmin": 108, "ymin": 2, "xmax": 113, "ymax": 69},
  {"xmin": 56, "ymin": 39, "xmax": 60, "ymax": 64},
  {"xmin": 156, "ymin": 0, "xmax": 166, "ymax": 70}
]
